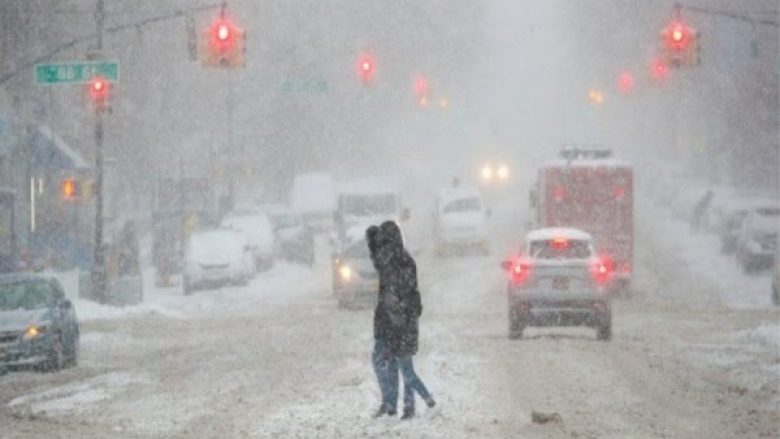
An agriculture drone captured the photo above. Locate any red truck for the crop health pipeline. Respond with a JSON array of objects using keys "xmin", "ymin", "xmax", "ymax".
[{"xmin": 531, "ymin": 148, "xmax": 634, "ymax": 290}]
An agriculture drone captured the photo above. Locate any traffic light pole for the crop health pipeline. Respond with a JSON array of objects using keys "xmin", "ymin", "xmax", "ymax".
[{"xmin": 91, "ymin": 0, "xmax": 107, "ymax": 302}]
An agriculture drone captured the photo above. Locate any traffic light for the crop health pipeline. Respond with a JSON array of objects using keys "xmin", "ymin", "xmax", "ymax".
[
  {"xmin": 659, "ymin": 20, "xmax": 699, "ymax": 68},
  {"xmin": 87, "ymin": 76, "xmax": 111, "ymax": 112},
  {"xmin": 61, "ymin": 178, "xmax": 79, "ymax": 201},
  {"xmin": 357, "ymin": 54, "xmax": 376, "ymax": 85},
  {"xmin": 617, "ymin": 71, "xmax": 635, "ymax": 94},
  {"xmin": 651, "ymin": 58, "xmax": 670, "ymax": 83},
  {"xmin": 588, "ymin": 89, "xmax": 605, "ymax": 105},
  {"xmin": 201, "ymin": 16, "xmax": 246, "ymax": 68},
  {"xmin": 414, "ymin": 74, "xmax": 429, "ymax": 104}
]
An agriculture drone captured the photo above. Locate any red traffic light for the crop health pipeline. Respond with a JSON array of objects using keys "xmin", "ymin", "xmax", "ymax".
[
  {"xmin": 216, "ymin": 23, "xmax": 231, "ymax": 42},
  {"xmin": 666, "ymin": 21, "xmax": 690, "ymax": 52},
  {"xmin": 651, "ymin": 59, "xmax": 669, "ymax": 81},
  {"xmin": 414, "ymin": 75, "xmax": 429, "ymax": 96},
  {"xmin": 88, "ymin": 76, "xmax": 110, "ymax": 101},
  {"xmin": 357, "ymin": 54, "xmax": 376, "ymax": 84},
  {"xmin": 618, "ymin": 71, "xmax": 635, "ymax": 93}
]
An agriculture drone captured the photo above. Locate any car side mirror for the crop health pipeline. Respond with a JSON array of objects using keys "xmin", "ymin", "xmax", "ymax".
[
  {"xmin": 500, "ymin": 260, "xmax": 513, "ymax": 272},
  {"xmin": 401, "ymin": 208, "xmax": 411, "ymax": 222}
]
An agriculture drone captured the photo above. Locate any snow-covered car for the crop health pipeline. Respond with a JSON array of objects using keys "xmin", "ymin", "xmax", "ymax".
[
  {"xmin": 434, "ymin": 185, "xmax": 490, "ymax": 256},
  {"xmin": 258, "ymin": 204, "xmax": 314, "ymax": 266},
  {"xmin": 0, "ymin": 273, "xmax": 79, "ymax": 372},
  {"xmin": 333, "ymin": 178, "xmax": 410, "ymax": 243},
  {"xmin": 183, "ymin": 230, "xmax": 255, "ymax": 295},
  {"xmin": 331, "ymin": 225, "xmax": 378, "ymax": 309},
  {"xmin": 501, "ymin": 228, "xmax": 613, "ymax": 341},
  {"xmin": 714, "ymin": 195, "xmax": 775, "ymax": 254},
  {"xmin": 735, "ymin": 205, "xmax": 779, "ymax": 273},
  {"xmin": 221, "ymin": 212, "xmax": 275, "ymax": 271}
]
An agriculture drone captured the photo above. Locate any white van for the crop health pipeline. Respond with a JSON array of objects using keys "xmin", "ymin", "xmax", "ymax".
[
  {"xmin": 434, "ymin": 185, "xmax": 490, "ymax": 256},
  {"xmin": 333, "ymin": 178, "xmax": 410, "ymax": 240}
]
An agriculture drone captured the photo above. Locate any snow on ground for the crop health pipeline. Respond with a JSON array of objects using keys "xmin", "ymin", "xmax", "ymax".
[
  {"xmin": 7, "ymin": 372, "xmax": 149, "ymax": 415},
  {"xmin": 54, "ymin": 262, "xmax": 325, "ymax": 322}
]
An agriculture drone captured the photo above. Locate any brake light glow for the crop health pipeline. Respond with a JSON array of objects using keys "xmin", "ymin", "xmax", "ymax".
[
  {"xmin": 551, "ymin": 237, "xmax": 569, "ymax": 250},
  {"xmin": 510, "ymin": 258, "xmax": 532, "ymax": 284},
  {"xmin": 591, "ymin": 255, "xmax": 615, "ymax": 285}
]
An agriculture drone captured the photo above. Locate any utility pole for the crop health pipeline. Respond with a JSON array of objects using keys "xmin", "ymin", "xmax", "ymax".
[{"xmin": 91, "ymin": 0, "xmax": 107, "ymax": 302}]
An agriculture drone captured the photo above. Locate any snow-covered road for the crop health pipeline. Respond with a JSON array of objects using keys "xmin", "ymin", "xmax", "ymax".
[{"xmin": 1, "ymin": 202, "xmax": 778, "ymax": 439}]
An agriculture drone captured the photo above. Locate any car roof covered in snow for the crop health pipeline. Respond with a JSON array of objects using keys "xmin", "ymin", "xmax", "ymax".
[
  {"xmin": 525, "ymin": 227, "xmax": 593, "ymax": 242},
  {"xmin": 0, "ymin": 272, "xmax": 58, "ymax": 285},
  {"xmin": 336, "ymin": 177, "xmax": 401, "ymax": 196}
]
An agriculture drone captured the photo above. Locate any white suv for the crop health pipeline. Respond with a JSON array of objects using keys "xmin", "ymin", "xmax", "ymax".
[
  {"xmin": 501, "ymin": 228, "xmax": 614, "ymax": 340},
  {"xmin": 434, "ymin": 186, "xmax": 489, "ymax": 256}
]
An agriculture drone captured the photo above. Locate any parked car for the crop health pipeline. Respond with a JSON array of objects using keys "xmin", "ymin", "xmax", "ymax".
[
  {"xmin": 183, "ymin": 229, "xmax": 255, "ymax": 295},
  {"xmin": 331, "ymin": 225, "xmax": 379, "ymax": 309},
  {"xmin": 714, "ymin": 195, "xmax": 775, "ymax": 254},
  {"xmin": 501, "ymin": 228, "xmax": 614, "ymax": 341},
  {"xmin": 0, "ymin": 273, "xmax": 79, "ymax": 372},
  {"xmin": 221, "ymin": 211, "xmax": 275, "ymax": 271},
  {"xmin": 734, "ymin": 205, "xmax": 779, "ymax": 273},
  {"xmin": 258, "ymin": 204, "xmax": 314, "ymax": 266},
  {"xmin": 434, "ymin": 185, "xmax": 490, "ymax": 256}
]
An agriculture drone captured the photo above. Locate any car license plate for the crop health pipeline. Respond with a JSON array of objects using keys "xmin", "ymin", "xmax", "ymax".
[{"xmin": 552, "ymin": 276, "xmax": 570, "ymax": 290}]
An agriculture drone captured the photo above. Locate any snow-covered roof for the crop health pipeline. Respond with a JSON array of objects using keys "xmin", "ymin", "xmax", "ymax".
[
  {"xmin": 526, "ymin": 227, "xmax": 593, "ymax": 242},
  {"xmin": 336, "ymin": 177, "xmax": 401, "ymax": 196}
]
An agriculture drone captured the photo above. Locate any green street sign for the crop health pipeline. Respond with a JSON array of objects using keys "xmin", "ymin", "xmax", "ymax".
[{"xmin": 34, "ymin": 60, "xmax": 119, "ymax": 86}]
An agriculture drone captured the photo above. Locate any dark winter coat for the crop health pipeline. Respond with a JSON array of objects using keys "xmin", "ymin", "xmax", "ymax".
[{"xmin": 368, "ymin": 221, "xmax": 423, "ymax": 357}]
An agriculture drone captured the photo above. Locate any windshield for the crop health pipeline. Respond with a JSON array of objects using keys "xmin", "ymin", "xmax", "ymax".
[
  {"xmin": 272, "ymin": 213, "xmax": 301, "ymax": 228},
  {"xmin": 0, "ymin": 281, "xmax": 54, "ymax": 311},
  {"xmin": 529, "ymin": 239, "xmax": 592, "ymax": 259},
  {"xmin": 343, "ymin": 239, "xmax": 371, "ymax": 259},
  {"xmin": 443, "ymin": 197, "xmax": 481, "ymax": 214},
  {"xmin": 339, "ymin": 194, "xmax": 397, "ymax": 217}
]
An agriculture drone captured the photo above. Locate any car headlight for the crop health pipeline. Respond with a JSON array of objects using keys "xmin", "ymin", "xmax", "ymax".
[
  {"xmin": 23, "ymin": 325, "xmax": 46, "ymax": 341},
  {"xmin": 497, "ymin": 165, "xmax": 509, "ymax": 180},
  {"xmin": 339, "ymin": 265, "xmax": 353, "ymax": 282}
]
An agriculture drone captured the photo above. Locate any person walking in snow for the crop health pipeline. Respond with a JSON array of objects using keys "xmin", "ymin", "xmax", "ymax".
[{"xmin": 368, "ymin": 221, "xmax": 435, "ymax": 420}]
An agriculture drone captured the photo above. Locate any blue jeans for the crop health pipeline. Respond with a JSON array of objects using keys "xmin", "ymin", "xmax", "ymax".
[
  {"xmin": 373, "ymin": 339, "xmax": 431, "ymax": 410},
  {"xmin": 398, "ymin": 355, "xmax": 431, "ymax": 409},
  {"xmin": 372, "ymin": 339, "xmax": 398, "ymax": 409}
]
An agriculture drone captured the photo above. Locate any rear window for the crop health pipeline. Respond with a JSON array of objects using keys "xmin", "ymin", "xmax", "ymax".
[
  {"xmin": 529, "ymin": 239, "xmax": 591, "ymax": 259},
  {"xmin": 443, "ymin": 197, "xmax": 481, "ymax": 214}
]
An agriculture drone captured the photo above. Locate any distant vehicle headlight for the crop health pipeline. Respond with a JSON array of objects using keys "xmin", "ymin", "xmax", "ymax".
[
  {"xmin": 339, "ymin": 265, "xmax": 353, "ymax": 282},
  {"xmin": 23, "ymin": 325, "xmax": 45, "ymax": 340},
  {"xmin": 497, "ymin": 165, "xmax": 509, "ymax": 180},
  {"xmin": 481, "ymin": 165, "xmax": 493, "ymax": 181}
]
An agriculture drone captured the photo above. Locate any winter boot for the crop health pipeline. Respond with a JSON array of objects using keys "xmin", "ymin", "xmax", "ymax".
[
  {"xmin": 424, "ymin": 395, "xmax": 436, "ymax": 408},
  {"xmin": 401, "ymin": 407, "xmax": 415, "ymax": 420},
  {"xmin": 373, "ymin": 404, "xmax": 396, "ymax": 418}
]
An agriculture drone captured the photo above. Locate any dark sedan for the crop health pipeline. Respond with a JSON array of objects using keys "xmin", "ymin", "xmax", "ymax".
[{"xmin": 0, "ymin": 273, "xmax": 79, "ymax": 372}]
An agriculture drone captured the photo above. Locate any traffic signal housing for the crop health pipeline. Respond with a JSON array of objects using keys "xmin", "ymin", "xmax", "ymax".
[
  {"xmin": 87, "ymin": 76, "xmax": 111, "ymax": 112},
  {"xmin": 202, "ymin": 17, "xmax": 246, "ymax": 68},
  {"xmin": 659, "ymin": 20, "xmax": 700, "ymax": 68}
]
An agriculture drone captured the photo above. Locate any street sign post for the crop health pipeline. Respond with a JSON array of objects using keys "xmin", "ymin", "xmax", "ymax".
[{"xmin": 34, "ymin": 60, "xmax": 119, "ymax": 86}]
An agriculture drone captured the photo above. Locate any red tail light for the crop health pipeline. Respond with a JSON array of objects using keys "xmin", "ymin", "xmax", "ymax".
[
  {"xmin": 591, "ymin": 255, "xmax": 615, "ymax": 285},
  {"xmin": 503, "ymin": 257, "xmax": 532, "ymax": 284}
]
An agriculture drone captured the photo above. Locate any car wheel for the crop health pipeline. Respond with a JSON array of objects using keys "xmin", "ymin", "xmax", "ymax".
[
  {"xmin": 596, "ymin": 312, "xmax": 612, "ymax": 341},
  {"xmin": 66, "ymin": 330, "xmax": 79, "ymax": 368},
  {"xmin": 43, "ymin": 335, "xmax": 64, "ymax": 372},
  {"xmin": 508, "ymin": 308, "xmax": 524, "ymax": 340}
]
